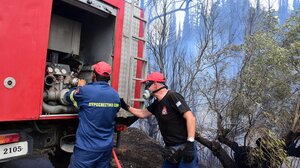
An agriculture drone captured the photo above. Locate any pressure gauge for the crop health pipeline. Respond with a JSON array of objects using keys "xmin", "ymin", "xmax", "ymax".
[
  {"xmin": 54, "ymin": 68, "xmax": 61, "ymax": 74},
  {"xmin": 61, "ymin": 69, "xmax": 67, "ymax": 74},
  {"xmin": 47, "ymin": 67, "xmax": 53, "ymax": 73}
]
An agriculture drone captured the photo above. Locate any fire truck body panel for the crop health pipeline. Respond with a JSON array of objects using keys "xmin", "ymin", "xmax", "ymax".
[{"xmin": 0, "ymin": 0, "xmax": 53, "ymax": 121}]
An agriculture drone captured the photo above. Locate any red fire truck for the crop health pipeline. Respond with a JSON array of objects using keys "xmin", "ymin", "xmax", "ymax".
[{"xmin": 0, "ymin": 0, "xmax": 146, "ymax": 164}]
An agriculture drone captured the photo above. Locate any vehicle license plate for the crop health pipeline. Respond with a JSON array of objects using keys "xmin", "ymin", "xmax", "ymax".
[{"xmin": 0, "ymin": 141, "xmax": 28, "ymax": 160}]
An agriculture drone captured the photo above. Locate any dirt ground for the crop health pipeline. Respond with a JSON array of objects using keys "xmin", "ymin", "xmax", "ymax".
[
  {"xmin": 113, "ymin": 127, "xmax": 164, "ymax": 168},
  {"xmin": 0, "ymin": 128, "xmax": 163, "ymax": 168}
]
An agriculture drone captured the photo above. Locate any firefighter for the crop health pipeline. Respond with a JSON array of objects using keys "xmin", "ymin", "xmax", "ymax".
[
  {"xmin": 65, "ymin": 61, "xmax": 120, "ymax": 168},
  {"xmin": 120, "ymin": 72, "xmax": 199, "ymax": 168}
]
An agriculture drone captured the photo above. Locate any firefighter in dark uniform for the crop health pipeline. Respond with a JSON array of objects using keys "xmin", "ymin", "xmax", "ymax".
[
  {"xmin": 66, "ymin": 61, "xmax": 120, "ymax": 168},
  {"xmin": 120, "ymin": 72, "xmax": 198, "ymax": 168}
]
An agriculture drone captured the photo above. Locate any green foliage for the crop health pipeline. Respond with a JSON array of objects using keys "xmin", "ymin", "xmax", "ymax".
[
  {"xmin": 282, "ymin": 10, "xmax": 300, "ymax": 72},
  {"xmin": 227, "ymin": 10, "xmax": 300, "ymax": 144},
  {"xmin": 242, "ymin": 33, "xmax": 291, "ymax": 102},
  {"xmin": 282, "ymin": 10, "xmax": 300, "ymax": 49},
  {"xmin": 249, "ymin": 129, "xmax": 290, "ymax": 168}
]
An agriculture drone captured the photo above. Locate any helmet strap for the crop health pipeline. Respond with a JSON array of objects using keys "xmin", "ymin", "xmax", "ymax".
[{"xmin": 152, "ymin": 85, "xmax": 167, "ymax": 94}]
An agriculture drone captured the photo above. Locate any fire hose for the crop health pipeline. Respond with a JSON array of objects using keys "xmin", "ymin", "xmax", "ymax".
[{"xmin": 112, "ymin": 148, "xmax": 122, "ymax": 168}]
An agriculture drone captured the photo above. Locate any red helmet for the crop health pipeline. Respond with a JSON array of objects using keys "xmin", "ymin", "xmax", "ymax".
[
  {"xmin": 92, "ymin": 61, "xmax": 111, "ymax": 77},
  {"xmin": 141, "ymin": 72, "xmax": 166, "ymax": 83}
]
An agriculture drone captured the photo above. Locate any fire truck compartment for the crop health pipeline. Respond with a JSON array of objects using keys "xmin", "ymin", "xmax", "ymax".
[
  {"xmin": 41, "ymin": 0, "xmax": 119, "ymax": 116},
  {"xmin": 49, "ymin": 0, "xmax": 116, "ymax": 65}
]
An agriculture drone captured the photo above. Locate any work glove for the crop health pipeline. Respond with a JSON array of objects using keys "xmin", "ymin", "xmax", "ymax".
[
  {"xmin": 182, "ymin": 141, "xmax": 195, "ymax": 163},
  {"xmin": 162, "ymin": 147, "xmax": 181, "ymax": 164},
  {"xmin": 120, "ymin": 98, "xmax": 130, "ymax": 111}
]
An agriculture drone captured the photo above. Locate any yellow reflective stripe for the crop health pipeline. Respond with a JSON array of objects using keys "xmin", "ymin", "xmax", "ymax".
[
  {"xmin": 88, "ymin": 102, "xmax": 120, "ymax": 108},
  {"xmin": 70, "ymin": 90, "xmax": 78, "ymax": 108}
]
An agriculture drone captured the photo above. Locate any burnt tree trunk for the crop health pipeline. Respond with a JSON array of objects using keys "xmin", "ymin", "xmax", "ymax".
[{"xmin": 195, "ymin": 132, "xmax": 235, "ymax": 168}]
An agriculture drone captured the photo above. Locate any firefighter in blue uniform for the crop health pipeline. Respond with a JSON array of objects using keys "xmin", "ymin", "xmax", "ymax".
[{"xmin": 66, "ymin": 61, "xmax": 120, "ymax": 168}]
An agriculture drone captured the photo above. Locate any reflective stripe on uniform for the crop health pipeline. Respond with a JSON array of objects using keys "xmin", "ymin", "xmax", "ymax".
[{"xmin": 70, "ymin": 90, "xmax": 78, "ymax": 108}]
